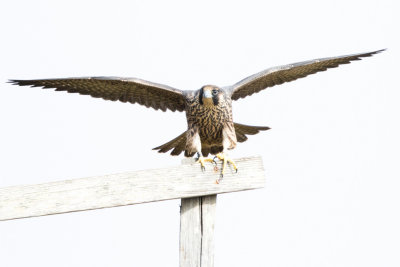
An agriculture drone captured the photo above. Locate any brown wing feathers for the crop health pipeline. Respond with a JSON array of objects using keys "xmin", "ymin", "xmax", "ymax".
[
  {"xmin": 229, "ymin": 49, "xmax": 384, "ymax": 101},
  {"xmin": 9, "ymin": 77, "xmax": 186, "ymax": 112}
]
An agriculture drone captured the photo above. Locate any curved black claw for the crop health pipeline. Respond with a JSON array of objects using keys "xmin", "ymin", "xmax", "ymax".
[{"xmin": 212, "ymin": 156, "xmax": 218, "ymax": 166}]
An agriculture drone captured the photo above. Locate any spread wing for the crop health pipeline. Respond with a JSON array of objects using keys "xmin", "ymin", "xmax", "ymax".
[
  {"xmin": 9, "ymin": 77, "xmax": 186, "ymax": 112},
  {"xmin": 227, "ymin": 49, "xmax": 384, "ymax": 101}
]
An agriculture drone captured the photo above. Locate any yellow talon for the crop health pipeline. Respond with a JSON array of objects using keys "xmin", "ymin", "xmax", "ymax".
[
  {"xmin": 196, "ymin": 156, "xmax": 214, "ymax": 172},
  {"xmin": 215, "ymin": 152, "xmax": 238, "ymax": 178}
]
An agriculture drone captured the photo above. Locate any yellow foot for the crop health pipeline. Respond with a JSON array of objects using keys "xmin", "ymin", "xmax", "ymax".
[
  {"xmin": 215, "ymin": 152, "xmax": 238, "ymax": 180},
  {"xmin": 196, "ymin": 156, "xmax": 214, "ymax": 172}
]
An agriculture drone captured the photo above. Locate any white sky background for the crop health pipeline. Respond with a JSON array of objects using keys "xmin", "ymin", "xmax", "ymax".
[{"xmin": 0, "ymin": 0, "xmax": 399, "ymax": 266}]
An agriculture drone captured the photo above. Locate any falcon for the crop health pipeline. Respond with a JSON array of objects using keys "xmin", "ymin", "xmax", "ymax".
[{"xmin": 9, "ymin": 49, "xmax": 383, "ymax": 178}]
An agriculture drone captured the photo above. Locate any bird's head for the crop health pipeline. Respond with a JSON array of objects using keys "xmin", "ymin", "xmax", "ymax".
[{"xmin": 199, "ymin": 85, "xmax": 222, "ymax": 107}]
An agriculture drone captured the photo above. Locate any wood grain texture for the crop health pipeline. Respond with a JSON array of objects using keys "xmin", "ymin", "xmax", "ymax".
[
  {"xmin": 200, "ymin": 195, "xmax": 217, "ymax": 267},
  {"xmin": 0, "ymin": 156, "xmax": 265, "ymax": 221},
  {"xmin": 180, "ymin": 197, "xmax": 202, "ymax": 266},
  {"xmin": 179, "ymin": 195, "xmax": 217, "ymax": 267}
]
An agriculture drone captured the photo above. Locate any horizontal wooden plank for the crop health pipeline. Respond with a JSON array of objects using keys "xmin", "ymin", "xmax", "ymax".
[{"xmin": 0, "ymin": 156, "xmax": 265, "ymax": 221}]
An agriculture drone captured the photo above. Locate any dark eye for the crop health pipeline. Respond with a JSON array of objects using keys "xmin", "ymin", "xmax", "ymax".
[{"xmin": 212, "ymin": 89, "xmax": 218, "ymax": 95}]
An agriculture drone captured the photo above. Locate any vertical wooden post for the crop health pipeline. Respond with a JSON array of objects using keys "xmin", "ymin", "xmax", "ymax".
[
  {"xmin": 199, "ymin": 195, "xmax": 217, "ymax": 266},
  {"xmin": 180, "ymin": 159, "xmax": 217, "ymax": 267},
  {"xmin": 180, "ymin": 195, "xmax": 217, "ymax": 267}
]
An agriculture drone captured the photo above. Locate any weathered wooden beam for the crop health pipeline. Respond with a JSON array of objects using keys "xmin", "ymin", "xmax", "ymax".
[{"xmin": 0, "ymin": 156, "xmax": 265, "ymax": 221}]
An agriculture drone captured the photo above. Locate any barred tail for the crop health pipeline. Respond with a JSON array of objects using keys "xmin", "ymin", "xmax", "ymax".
[
  {"xmin": 153, "ymin": 131, "xmax": 187, "ymax": 156},
  {"xmin": 234, "ymin": 123, "xmax": 270, "ymax": 143},
  {"xmin": 152, "ymin": 123, "xmax": 270, "ymax": 156}
]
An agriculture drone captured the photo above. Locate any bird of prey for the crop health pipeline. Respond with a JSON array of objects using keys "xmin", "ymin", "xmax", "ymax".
[{"xmin": 9, "ymin": 49, "xmax": 384, "ymax": 178}]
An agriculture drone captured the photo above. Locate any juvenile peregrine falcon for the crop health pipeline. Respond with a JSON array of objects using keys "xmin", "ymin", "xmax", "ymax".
[{"xmin": 9, "ymin": 49, "xmax": 383, "ymax": 177}]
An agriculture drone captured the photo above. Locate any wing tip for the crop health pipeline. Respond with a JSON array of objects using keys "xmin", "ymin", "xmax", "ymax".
[
  {"xmin": 373, "ymin": 48, "xmax": 387, "ymax": 54},
  {"xmin": 8, "ymin": 79, "xmax": 21, "ymax": 85},
  {"xmin": 7, "ymin": 79, "xmax": 40, "ymax": 87},
  {"xmin": 358, "ymin": 48, "xmax": 386, "ymax": 58}
]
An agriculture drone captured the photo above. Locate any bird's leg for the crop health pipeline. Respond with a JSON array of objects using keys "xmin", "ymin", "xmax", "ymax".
[
  {"xmin": 213, "ymin": 125, "xmax": 238, "ymax": 182},
  {"xmin": 195, "ymin": 152, "xmax": 214, "ymax": 172},
  {"xmin": 189, "ymin": 130, "xmax": 213, "ymax": 172},
  {"xmin": 215, "ymin": 152, "xmax": 238, "ymax": 179}
]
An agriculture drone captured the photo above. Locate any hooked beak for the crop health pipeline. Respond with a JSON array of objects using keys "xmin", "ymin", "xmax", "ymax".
[{"xmin": 203, "ymin": 90, "xmax": 212, "ymax": 98}]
